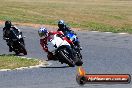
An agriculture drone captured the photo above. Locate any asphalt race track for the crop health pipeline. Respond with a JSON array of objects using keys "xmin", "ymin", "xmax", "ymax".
[{"xmin": 0, "ymin": 25, "xmax": 132, "ymax": 88}]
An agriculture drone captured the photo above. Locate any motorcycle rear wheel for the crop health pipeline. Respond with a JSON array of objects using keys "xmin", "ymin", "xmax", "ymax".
[{"xmin": 75, "ymin": 53, "xmax": 83, "ymax": 66}]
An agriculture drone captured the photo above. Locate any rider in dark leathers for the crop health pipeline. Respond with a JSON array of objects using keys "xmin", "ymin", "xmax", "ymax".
[
  {"xmin": 57, "ymin": 20, "xmax": 81, "ymax": 49},
  {"xmin": 3, "ymin": 21, "xmax": 22, "ymax": 52}
]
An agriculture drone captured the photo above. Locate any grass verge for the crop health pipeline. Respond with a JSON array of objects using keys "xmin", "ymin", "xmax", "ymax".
[
  {"xmin": 0, "ymin": 0, "xmax": 132, "ymax": 33},
  {"xmin": 0, "ymin": 54, "xmax": 40, "ymax": 70}
]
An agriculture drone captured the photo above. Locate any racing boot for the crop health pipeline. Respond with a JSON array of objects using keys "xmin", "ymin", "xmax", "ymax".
[{"xmin": 7, "ymin": 43, "xmax": 13, "ymax": 52}]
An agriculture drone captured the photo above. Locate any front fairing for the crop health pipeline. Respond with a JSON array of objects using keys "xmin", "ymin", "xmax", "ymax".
[
  {"xmin": 47, "ymin": 34, "xmax": 70, "ymax": 52},
  {"xmin": 66, "ymin": 32, "xmax": 78, "ymax": 42}
]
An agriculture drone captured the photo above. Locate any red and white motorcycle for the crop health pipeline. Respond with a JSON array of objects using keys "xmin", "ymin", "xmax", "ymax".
[{"xmin": 47, "ymin": 34, "xmax": 82, "ymax": 67}]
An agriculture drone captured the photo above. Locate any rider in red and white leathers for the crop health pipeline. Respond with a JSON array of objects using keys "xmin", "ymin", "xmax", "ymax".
[{"xmin": 38, "ymin": 27, "xmax": 73, "ymax": 60}]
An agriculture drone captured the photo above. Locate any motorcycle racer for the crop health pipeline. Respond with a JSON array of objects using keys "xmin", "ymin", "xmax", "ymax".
[
  {"xmin": 38, "ymin": 27, "xmax": 73, "ymax": 60},
  {"xmin": 57, "ymin": 20, "xmax": 82, "ymax": 50},
  {"xmin": 3, "ymin": 20, "xmax": 23, "ymax": 52}
]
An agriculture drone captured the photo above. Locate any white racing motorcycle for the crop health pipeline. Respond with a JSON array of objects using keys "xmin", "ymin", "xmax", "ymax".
[{"xmin": 47, "ymin": 34, "xmax": 82, "ymax": 67}]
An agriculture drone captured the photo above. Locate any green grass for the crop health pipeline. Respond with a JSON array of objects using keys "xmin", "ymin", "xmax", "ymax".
[
  {"xmin": 0, "ymin": 54, "xmax": 40, "ymax": 70},
  {"xmin": 0, "ymin": 0, "xmax": 132, "ymax": 33}
]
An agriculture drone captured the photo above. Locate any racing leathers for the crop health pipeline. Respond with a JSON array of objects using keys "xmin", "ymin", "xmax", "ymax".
[
  {"xmin": 57, "ymin": 25, "xmax": 81, "ymax": 50},
  {"xmin": 40, "ymin": 31, "xmax": 73, "ymax": 60},
  {"xmin": 57, "ymin": 25, "xmax": 75, "ymax": 35},
  {"xmin": 3, "ymin": 26, "xmax": 22, "ymax": 52}
]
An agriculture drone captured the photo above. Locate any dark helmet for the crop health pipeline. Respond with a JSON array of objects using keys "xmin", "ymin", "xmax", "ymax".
[
  {"xmin": 5, "ymin": 20, "xmax": 12, "ymax": 28},
  {"xmin": 58, "ymin": 20, "xmax": 65, "ymax": 29}
]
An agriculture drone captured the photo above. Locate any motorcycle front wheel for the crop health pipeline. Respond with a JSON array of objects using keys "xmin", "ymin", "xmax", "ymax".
[
  {"xmin": 19, "ymin": 43, "xmax": 27, "ymax": 55},
  {"xmin": 59, "ymin": 49, "xmax": 75, "ymax": 67}
]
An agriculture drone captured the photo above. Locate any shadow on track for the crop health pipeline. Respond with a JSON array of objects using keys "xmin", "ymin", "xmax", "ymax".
[
  {"xmin": 0, "ymin": 54, "xmax": 16, "ymax": 56},
  {"xmin": 40, "ymin": 66, "xmax": 70, "ymax": 68},
  {"xmin": 0, "ymin": 54, "xmax": 25, "ymax": 56}
]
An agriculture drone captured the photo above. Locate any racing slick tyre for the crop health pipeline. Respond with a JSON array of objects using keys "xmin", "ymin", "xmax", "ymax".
[
  {"xmin": 75, "ymin": 58, "xmax": 83, "ymax": 66},
  {"xmin": 59, "ymin": 49, "xmax": 75, "ymax": 67},
  {"xmin": 19, "ymin": 43, "xmax": 27, "ymax": 55},
  {"xmin": 75, "ymin": 53, "xmax": 83, "ymax": 66}
]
